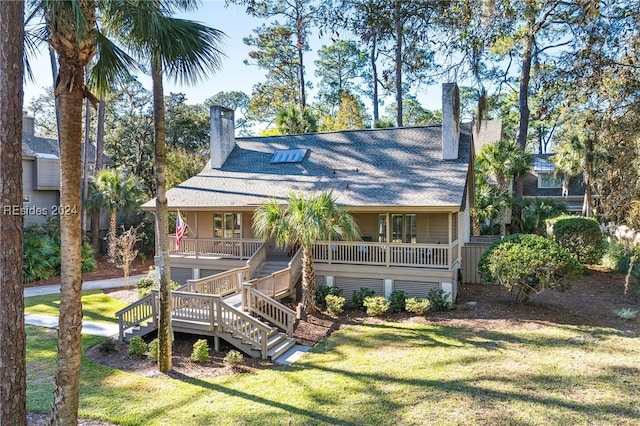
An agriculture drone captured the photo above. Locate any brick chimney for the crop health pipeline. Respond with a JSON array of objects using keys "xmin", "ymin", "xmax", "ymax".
[
  {"xmin": 441, "ymin": 83, "xmax": 460, "ymax": 160},
  {"xmin": 210, "ymin": 105, "xmax": 235, "ymax": 169}
]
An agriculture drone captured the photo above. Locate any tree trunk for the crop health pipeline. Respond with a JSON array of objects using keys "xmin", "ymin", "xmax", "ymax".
[
  {"xmin": 296, "ymin": 13, "xmax": 306, "ymax": 110},
  {"xmin": 0, "ymin": 2, "xmax": 27, "ymax": 423},
  {"xmin": 472, "ymin": 215, "xmax": 481, "ymax": 236},
  {"xmin": 107, "ymin": 211, "xmax": 117, "ymax": 261},
  {"xmin": 50, "ymin": 57, "xmax": 85, "ymax": 426},
  {"xmin": 516, "ymin": 4, "xmax": 534, "ymax": 151},
  {"xmin": 394, "ymin": 0, "xmax": 403, "ymax": 127},
  {"xmin": 152, "ymin": 59, "xmax": 173, "ymax": 373},
  {"xmin": 91, "ymin": 101, "xmax": 105, "ymax": 253},
  {"xmin": 301, "ymin": 247, "xmax": 317, "ymax": 314},
  {"xmin": 49, "ymin": 46, "xmax": 62, "ymax": 146},
  {"xmin": 582, "ymin": 134, "xmax": 594, "ymax": 217},
  {"xmin": 370, "ymin": 35, "xmax": 379, "ymax": 126},
  {"xmin": 82, "ymin": 72, "xmax": 91, "ymax": 233}
]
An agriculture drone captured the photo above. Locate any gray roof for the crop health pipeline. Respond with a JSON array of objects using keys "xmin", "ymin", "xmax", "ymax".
[
  {"xmin": 150, "ymin": 125, "xmax": 472, "ymax": 210},
  {"xmin": 472, "ymin": 120, "xmax": 503, "ymax": 154},
  {"xmin": 22, "ymin": 132, "xmax": 113, "ymax": 164}
]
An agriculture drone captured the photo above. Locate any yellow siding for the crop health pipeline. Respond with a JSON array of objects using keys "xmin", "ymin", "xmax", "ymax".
[
  {"xmin": 352, "ymin": 213, "xmax": 378, "ymax": 241},
  {"xmin": 428, "ymin": 213, "xmax": 449, "ymax": 243},
  {"xmin": 242, "ymin": 212, "xmax": 255, "ymax": 239},
  {"xmin": 196, "ymin": 212, "xmax": 214, "ymax": 238}
]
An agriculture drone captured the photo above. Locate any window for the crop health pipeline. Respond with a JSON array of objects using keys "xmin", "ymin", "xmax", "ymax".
[
  {"xmin": 538, "ymin": 173, "xmax": 562, "ymax": 189},
  {"xmin": 405, "ymin": 214, "xmax": 417, "ymax": 243},
  {"xmin": 389, "ymin": 214, "xmax": 417, "ymax": 243},
  {"xmin": 392, "ymin": 214, "xmax": 403, "ymax": 243},
  {"xmin": 378, "ymin": 214, "xmax": 387, "ymax": 242},
  {"xmin": 214, "ymin": 212, "xmax": 241, "ymax": 239}
]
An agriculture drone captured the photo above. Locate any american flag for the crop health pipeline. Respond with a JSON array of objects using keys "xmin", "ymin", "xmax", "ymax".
[{"xmin": 175, "ymin": 211, "xmax": 188, "ymax": 250}]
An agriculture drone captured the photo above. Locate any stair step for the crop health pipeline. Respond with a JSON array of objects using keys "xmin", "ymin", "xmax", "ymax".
[
  {"xmin": 267, "ymin": 337, "xmax": 297, "ymax": 361},
  {"xmin": 267, "ymin": 332, "xmax": 286, "ymax": 349}
]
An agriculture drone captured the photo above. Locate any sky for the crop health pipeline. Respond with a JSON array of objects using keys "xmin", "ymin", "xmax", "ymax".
[{"xmin": 23, "ymin": 0, "xmax": 442, "ymax": 119}]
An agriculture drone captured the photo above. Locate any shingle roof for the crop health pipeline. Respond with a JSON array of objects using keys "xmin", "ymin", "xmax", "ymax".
[
  {"xmin": 22, "ymin": 132, "xmax": 113, "ymax": 164},
  {"xmin": 150, "ymin": 125, "xmax": 472, "ymax": 210}
]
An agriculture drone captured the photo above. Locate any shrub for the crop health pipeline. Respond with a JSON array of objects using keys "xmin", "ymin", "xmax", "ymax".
[
  {"xmin": 316, "ymin": 285, "xmax": 343, "ymax": 309},
  {"xmin": 363, "ymin": 296, "xmax": 389, "ymax": 317},
  {"xmin": 97, "ymin": 338, "xmax": 116, "ymax": 353},
  {"xmin": 128, "ymin": 336, "xmax": 147, "ymax": 358},
  {"xmin": 190, "ymin": 339, "xmax": 210, "ymax": 363},
  {"xmin": 147, "ymin": 338, "xmax": 159, "ymax": 362},
  {"xmin": 352, "ymin": 287, "xmax": 375, "ymax": 310},
  {"xmin": 519, "ymin": 197, "xmax": 567, "ymax": 235},
  {"xmin": 22, "ymin": 222, "xmax": 96, "ymax": 282},
  {"xmin": 388, "ymin": 290, "xmax": 406, "ymax": 313},
  {"xmin": 134, "ymin": 268, "xmax": 181, "ymax": 297},
  {"xmin": 616, "ymin": 308, "xmax": 637, "ymax": 320},
  {"xmin": 223, "ymin": 350, "xmax": 244, "ymax": 369},
  {"xmin": 547, "ymin": 216, "xmax": 605, "ymax": 264},
  {"xmin": 325, "ymin": 294, "xmax": 345, "ymax": 316},
  {"xmin": 427, "ymin": 288, "xmax": 453, "ymax": 311},
  {"xmin": 405, "ymin": 298, "xmax": 431, "ymax": 315},
  {"xmin": 601, "ymin": 240, "xmax": 634, "ymax": 272},
  {"xmin": 479, "ymin": 234, "xmax": 583, "ymax": 304}
]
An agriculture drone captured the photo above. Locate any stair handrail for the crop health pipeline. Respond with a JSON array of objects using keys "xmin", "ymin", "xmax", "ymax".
[
  {"xmin": 185, "ymin": 267, "xmax": 249, "ymax": 296},
  {"xmin": 246, "ymin": 241, "xmax": 267, "ymax": 278},
  {"xmin": 242, "ymin": 284, "xmax": 296, "ymax": 337},
  {"xmin": 114, "ymin": 293, "xmax": 156, "ymax": 342},
  {"xmin": 217, "ymin": 298, "xmax": 271, "ymax": 359},
  {"xmin": 288, "ymin": 246, "xmax": 303, "ymax": 290}
]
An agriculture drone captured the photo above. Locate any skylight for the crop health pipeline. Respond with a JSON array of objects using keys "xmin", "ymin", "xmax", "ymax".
[
  {"xmin": 270, "ymin": 148, "xmax": 308, "ymax": 164},
  {"xmin": 533, "ymin": 159, "xmax": 555, "ymax": 172}
]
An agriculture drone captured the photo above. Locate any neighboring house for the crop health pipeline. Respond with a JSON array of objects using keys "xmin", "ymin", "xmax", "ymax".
[
  {"xmin": 143, "ymin": 83, "xmax": 475, "ymax": 301},
  {"xmin": 522, "ymin": 154, "xmax": 587, "ymax": 214},
  {"xmin": 21, "ymin": 115, "xmax": 111, "ymax": 226}
]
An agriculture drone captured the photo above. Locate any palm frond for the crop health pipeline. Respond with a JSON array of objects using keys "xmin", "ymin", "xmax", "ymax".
[
  {"xmin": 155, "ymin": 17, "xmax": 227, "ymax": 85},
  {"xmin": 89, "ymin": 30, "xmax": 138, "ymax": 97}
]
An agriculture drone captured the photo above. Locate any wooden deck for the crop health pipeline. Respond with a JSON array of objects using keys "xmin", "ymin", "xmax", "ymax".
[{"xmin": 115, "ymin": 245, "xmax": 302, "ymax": 361}]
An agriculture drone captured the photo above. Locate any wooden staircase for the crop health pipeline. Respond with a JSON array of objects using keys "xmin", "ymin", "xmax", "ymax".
[
  {"xmin": 116, "ymin": 291, "xmax": 296, "ymax": 362},
  {"xmin": 115, "ymin": 245, "xmax": 302, "ymax": 362}
]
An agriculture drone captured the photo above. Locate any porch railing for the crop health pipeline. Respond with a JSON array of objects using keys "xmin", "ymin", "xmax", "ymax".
[
  {"xmin": 311, "ymin": 241, "xmax": 458, "ymax": 269},
  {"xmin": 168, "ymin": 237, "xmax": 263, "ymax": 260},
  {"xmin": 185, "ymin": 267, "xmax": 249, "ymax": 297}
]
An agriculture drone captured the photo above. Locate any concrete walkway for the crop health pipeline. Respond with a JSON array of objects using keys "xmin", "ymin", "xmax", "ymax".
[{"xmin": 24, "ymin": 274, "xmax": 146, "ymax": 338}]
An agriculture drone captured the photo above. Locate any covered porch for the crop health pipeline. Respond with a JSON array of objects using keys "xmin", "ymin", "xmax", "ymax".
[{"xmin": 167, "ymin": 209, "xmax": 462, "ymax": 271}]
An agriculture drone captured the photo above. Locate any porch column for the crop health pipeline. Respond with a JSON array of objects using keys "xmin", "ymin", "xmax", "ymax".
[
  {"xmin": 326, "ymin": 276, "xmax": 334, "ymax": 288},
  {"xmin": 193, "ymin": 268, "xmax": 200, "ymax": 280},
  {"xmin": 448, "ymin": 212, "xmax": 452, "ymax": 268},
  {"xmin": 441, "ymin": 282, "xmax": 453, "ymax": 303},
  {"xmin": 384, "ymin": 279, "xmax": 393, "ymax": 298}
]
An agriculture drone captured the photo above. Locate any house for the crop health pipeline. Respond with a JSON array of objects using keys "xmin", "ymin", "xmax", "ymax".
[
  {"xmin": 522, "ymin": 154, "xmax": 587, "ymax": 214},
  {"xmin": 143, "ymin": 83, "xmax": 475, "ymax": 302},
  {"xmin": 21, "ymin": 115, "xmax": 111, "ymax": 226}
]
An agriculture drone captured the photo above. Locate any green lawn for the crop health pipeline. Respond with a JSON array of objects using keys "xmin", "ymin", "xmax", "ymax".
[
  {"xmin": 25, "ymin": 290, "xmax": 129, "ymax": 323},
  {"xmin": 26, "ymin": 319, "xmax": 640, "ymax": 425}
]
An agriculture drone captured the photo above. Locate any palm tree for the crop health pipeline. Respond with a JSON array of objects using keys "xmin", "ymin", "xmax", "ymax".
[
  {"xmin": 476, "ymin": 139, "xmax": 532, "ymax": 234},
  {"xmin": 276, "ymin": 104, "xmax": 317, "ymax": 134},
  {"xmin": 25, "ymin": 2, "xmax": 137, "ymax": 421},
  {"xmin": 471, "ymin": 175, "xmax": 511, "ymax": 236},
  {"xmin": 90, "ymin": 169, "xmax": 145, "ymax": 260},
  {"xmin": 0, "ymin": 1, "xmax": 26, "ymax": 423},
  {"xmin": 253, "ymin": 191, "xmax": 360, "ymax": 314},
  {"xmin": 102, "ymin": 0, "xmax": 225, "ymax": 372},
  {"xmin": 476, "ymin": 139, "xmax": 532, "ymax": 190},
  {"xmin": 552, "ymin": 134, "xmax": 603, "ymax": 217}
]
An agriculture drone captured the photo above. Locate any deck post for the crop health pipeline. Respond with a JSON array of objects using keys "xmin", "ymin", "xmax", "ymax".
[{"xmin": 214, "ymin": 336, "xmax": 219, "ymax": 352}]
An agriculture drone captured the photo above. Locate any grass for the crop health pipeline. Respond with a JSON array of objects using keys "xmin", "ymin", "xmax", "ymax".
[
  {"xmin": 24, "ymin": 290, "xmax": 129, "ymax": 323},
  {"xmin": 26, "ymin": 320, "xmax": 640, "ymax": 425}
]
